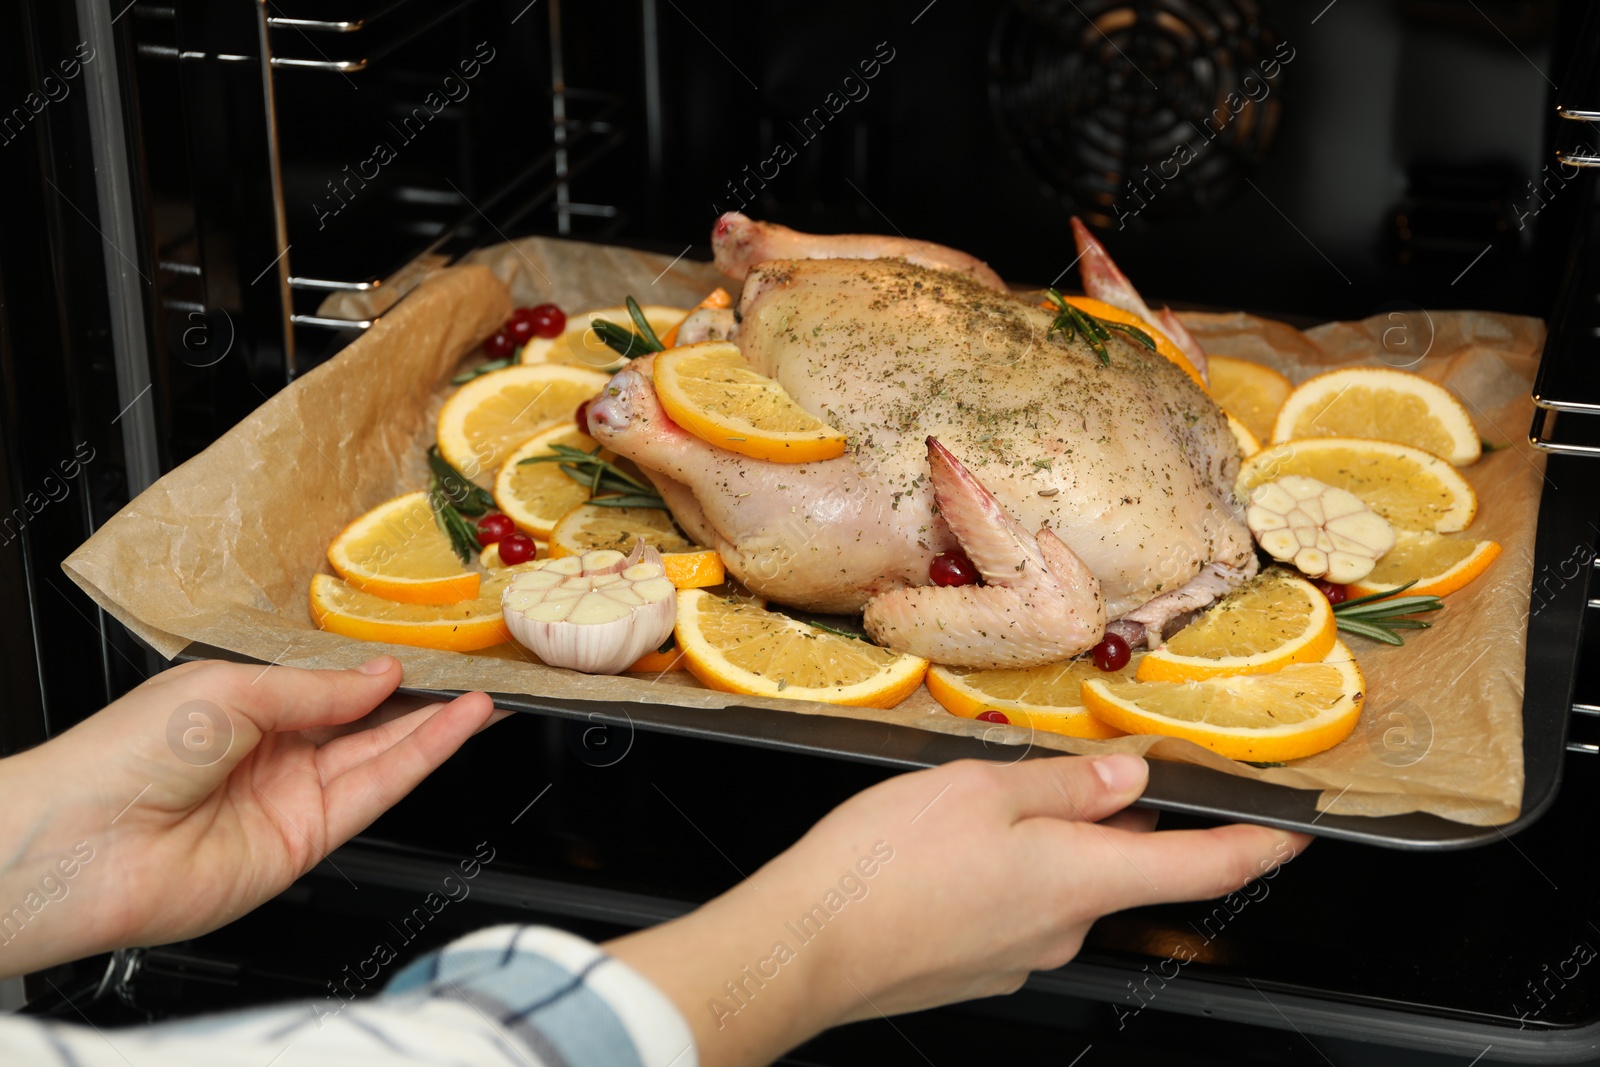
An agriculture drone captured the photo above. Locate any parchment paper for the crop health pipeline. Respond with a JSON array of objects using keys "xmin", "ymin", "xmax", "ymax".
[{"xmin": 63, "ymin": 239, "xmax": 1546, "ymax": 826}]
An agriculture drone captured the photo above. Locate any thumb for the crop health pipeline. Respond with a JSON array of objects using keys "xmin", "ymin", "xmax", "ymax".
[{"xmin": 1003, "ymin": 754, "xmax": 1150, "ymax": 825}]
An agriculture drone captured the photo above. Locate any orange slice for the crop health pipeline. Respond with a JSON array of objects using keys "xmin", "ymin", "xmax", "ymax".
[
  {"xmin": 1057, "ymin": 296, "xmax": 1207, "ymax": 393},
  {"xmin": 494, "ymin": 424, "xmax": 610, "ymax": 539},
  {"xmin": 1348, "ymin": 530, "xmax": 1502, "ymax": 599},
  {"xmin": 1136, "ymin": 570, "xmax": 1336, "ymax": 682},
  {"xmin": 926, "ymin": 657, "xmax": 1131, "ymax": 739},
  {"xmin": 309, "ymin": 567, "xmax": 536, "ymax": 652},
  {"xmin": 660, "ymin": 288, "xmax": 734, "ymax": 348},
  {"xmin": 1271, "ymin": 367, "xmax": 1480, "ymax": 466},
  {"xmin": 674, "ymin": 589, "xmax": 927, "ymax": 708},
  {"xmin": 1226, "ymin": 413, "xmax": 1262, "ymax": 457},
  {"xmin": 652, "ymin": 342, "xmax": 848, "ymax": 463},
  {"xmin": 1082, "ymin": 641, "xmax": 1365, "ymax": 762},
  {"xmin": 437, "ymin": 364, "xmax": 611, "ymax": 487},
  {"xmin": 1209, "ymin": 356, "xmax": 1292, "ymax": 443},
  {"xmin": 520, "ymin": 304, "xmax": 687, "ymax": 371},
  {"xmin": 626, "ymin": 635, "xmax": 689, "ymax": 673},
  {"xmin": 1237, "ymin": 438, "xmax": 1477, "ymax": 533},
  {"xmin": 547, "ymin": 502, "xmax": 725, "ymax": 589},
  {"xmin": 326, "ymin": 491, "xmax": 479, "ymax": 605}
]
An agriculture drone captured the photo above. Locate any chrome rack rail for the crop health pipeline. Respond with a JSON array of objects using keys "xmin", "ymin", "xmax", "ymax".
[
  {"xmin": 1534, "ymin": 10, "xmax": 1600, "ymax": 455},
  {"xmin": 286, "ymin": 90, "xmax": 625, "ymax": 332}
]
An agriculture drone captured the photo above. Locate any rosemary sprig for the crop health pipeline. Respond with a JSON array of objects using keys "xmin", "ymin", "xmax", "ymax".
[
  {"xmin": 806, "ymin": 619, "xmax": 869, "ymax": 641},
  {"xmin": 518, "ymin": 443, "xmax": 667, "ymax": 509},
  {"xmin": 1044, "ymin": 288, "xmax": 1156, "ymax": 367},
  {"xmin": 450, "ymin": 356, "xmax": 514, "ymax": 384},
  {"xmin": 592, "ymin": 295, "xmax": 667, "ymax": 359},
  {"xmin": 1332, "ymin": 580, "xmax": 1443, "ymax": 645},
  {"xmin": 427, "ymin": 475, "xmax": 481, "ymax": 564},
  {"xmin": 427, "ymin": 446, "xmax": 495, "ymax": 516}
]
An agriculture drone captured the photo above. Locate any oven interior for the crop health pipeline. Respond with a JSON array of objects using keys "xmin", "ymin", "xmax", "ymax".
[{"xmin": 6, "ymin": 0, "xmax": 1600, "ymax": 1062}]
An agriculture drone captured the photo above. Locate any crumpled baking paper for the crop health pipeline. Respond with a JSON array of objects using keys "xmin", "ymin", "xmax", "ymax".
[{"xmin": 63, "ymin": 238, "xmax": 1545, "ymax": 826}]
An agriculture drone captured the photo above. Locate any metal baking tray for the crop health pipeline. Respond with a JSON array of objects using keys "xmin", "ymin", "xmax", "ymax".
[{"xmin": 178, "ymin": 451, "xmax": 1589, "ymax": 850}]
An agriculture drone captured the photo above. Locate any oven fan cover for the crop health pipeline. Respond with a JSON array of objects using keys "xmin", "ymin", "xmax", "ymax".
[{"xmin": 989, "ymin": 0, "xmax": 1288, "ymax": 229}]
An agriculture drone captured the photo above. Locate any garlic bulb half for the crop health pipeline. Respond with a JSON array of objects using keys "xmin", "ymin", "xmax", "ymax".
[
  {"xmin": 502, "ymin": 544, "xmax": 676, "ymax": 674},
  {"xmin": 1246, "ymin": 474, "xmax": 1396, "ymax": 584}
]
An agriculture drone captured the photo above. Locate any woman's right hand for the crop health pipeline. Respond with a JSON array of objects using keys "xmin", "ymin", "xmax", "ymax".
[{"xmin": 606, "ymin": 753, "xmax": 1307, "ymax": 1067}]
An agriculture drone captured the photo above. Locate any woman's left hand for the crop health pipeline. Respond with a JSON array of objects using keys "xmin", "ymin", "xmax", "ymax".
[{"xmin": 0, "ymin": 657, "xmax": 493, "ymax": 978}]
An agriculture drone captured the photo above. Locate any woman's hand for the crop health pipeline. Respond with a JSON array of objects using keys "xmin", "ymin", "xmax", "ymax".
[
  {"xmin": 0, "ymin": 657, "xmax": 493, "ymax": 978},
  {"xmin": 606, "ymin": 753, "xmax": 1308, "ymax": 1067}
]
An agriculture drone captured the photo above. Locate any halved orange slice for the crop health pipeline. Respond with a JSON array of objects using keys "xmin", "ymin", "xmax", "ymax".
[
  {"xmin": 926, "ymin": 657, "xmax": 1130, "ymax": 739},
  {"xmin": 436, "ymin": 364, "xmax": 611, "ymax": 487},
  {"xmin": 1348, "ymin": 530, "xmax": 1502, "ymax": 599},
  {"xmin": 326, "ymin": 491, "xmax": 479, "ymax": 605},
  {"xmin": 1237, "ymin": 438, "xmax": 1477, "ymax": 533},
  {"xmin": 674, "ymin": 589, "xmax": 927, "ymax": 708},
  {"xmin": 652, "ymin": 342, "xmax": 848, "ymax": 464},
  {"xmin": 1271, "ymin": 367, "xmax": 1480, "ymax": 466},
  {"xmin": 309, "ymin": 567, "xmax": 536, "ymax": 652},
  {"xmin": 1136, "ymin": 570, "xmax": 1336, "ymax": 682},
  {"xmin": 1082, "ymin": 641, "xmax": 1365, "ymax": 762},
  {"xmin": 1209, "ymin": 356, "xmax": 1292, "ymax": 443}
]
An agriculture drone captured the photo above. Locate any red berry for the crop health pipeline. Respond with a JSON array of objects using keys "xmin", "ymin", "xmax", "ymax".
[
  {"xmin": 527, "ymin": 303, "xmax": 566, "ymax": 339},
  {"xmin": 498, "ymin": 532, "xmax": 536, "ymax": 565},
  {"xmin": 575, "ymin": 398, "xmax": 593, "ymax": 433},
  {"xmin": 1091, "ymin": 633, "xmax": 1131, "ymax": 672},
  {"xmin": 930, "ymin": 551, "xmax": 979, "ymax": 587},
  {"xmin": 476, "ymin": 513, "xmax": 516, "ymax": 547},
  {"xmin": 976, "ymin": 710, "xmax": 1010, "ymax": 725},
  {"xmin": 506, "ymin": 315, "xmax": 538, "ymax": 344},
  {"xmin": 483, "ymin": 330, "xmax": 515, "ymax": 359},
  {"xmin": 1314, "ymin": 579, "xmax": 1348, "ymax": 606}
]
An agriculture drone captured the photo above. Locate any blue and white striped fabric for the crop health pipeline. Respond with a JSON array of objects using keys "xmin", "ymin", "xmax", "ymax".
[{"xmin": 0, "ymin": 926, "xmax": 698, "ymax": 1067}]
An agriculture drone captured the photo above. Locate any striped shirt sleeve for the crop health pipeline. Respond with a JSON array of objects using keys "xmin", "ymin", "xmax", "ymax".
[{"xmin": 0, "ymin": 925, "xmax": 698, "ymax": 1067}]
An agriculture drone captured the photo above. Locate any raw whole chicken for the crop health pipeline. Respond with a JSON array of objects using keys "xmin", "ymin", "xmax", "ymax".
[{"xmin": 587, "ymin": 216, "xmax": 1254, "ymax": 668}]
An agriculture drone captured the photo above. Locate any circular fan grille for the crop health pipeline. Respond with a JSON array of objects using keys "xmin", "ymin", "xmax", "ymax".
[{"xmin": 989, "ymin": 0, "xmax": 1287, "ymax": 228}]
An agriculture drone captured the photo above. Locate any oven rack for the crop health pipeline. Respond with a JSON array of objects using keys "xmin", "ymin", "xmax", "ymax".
[
  {"xmin": 1533, "ymin": 10, "xmax": 1600, "ymax": 455},
  {"xmin": 287, "ymin": 89, "xmax": 626, "ymax": 333}
]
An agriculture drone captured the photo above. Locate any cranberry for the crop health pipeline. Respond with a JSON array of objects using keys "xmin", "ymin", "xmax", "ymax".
[
  {"xmin": 930, "ymin": 550, "xmax": 979, "ymax": 587},
  {"xmin": 1091, "ymin": 633, "xmax": 1131, "ymax": 672},
  {"xmin": 526, "ymin": 303, "xmax": 566, "ymax": 339},
  {"xmin": 575, "ymin": 398, "xmax": 593, "ymax": 433},
  {"xmin": 976, "ymin": 710, "xmax": 1010, "ymax": 725},
  {"xmin": 483, "ymin": 330, "xmax": 516, "ymax": 359},
  {"xmin": 1314, "ymin": 579, "xmax": 1348, "ymax": 606},
  {"xmin": 506, "ymin": 315, "xmax": 538, "ymax": 345},
  {"xmin": 476, "ymin": 513, "xmax": 516, "ymax": 547},
  {"xmin": 498, "ymin": 532, "xmax": 536, "ymax": 565}
]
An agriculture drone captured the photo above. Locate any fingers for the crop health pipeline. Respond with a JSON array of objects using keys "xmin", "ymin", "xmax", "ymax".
[
  {"xmin": 1082, "ymin": 823, "xmax": 1311, "ymax": 912},
  {"xmin": 995, "ymin": 754, "xmax": 1149, "ymax": 825},
  {"xmin": 1098, "ymin": 807, "xmax": 1158, "ymax": 835},
  {"xmin": 320, "ymin": 692, "xmax": 496, "ymax": 845},
  {"xmin": 216, "ymin": 657, "xmax": 404, "ymax": 734}
]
